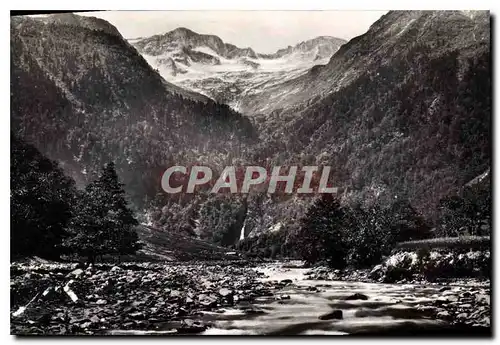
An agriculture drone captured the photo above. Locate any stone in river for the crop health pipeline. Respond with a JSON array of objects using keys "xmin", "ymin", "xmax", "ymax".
[
  {"xmin": 66, "ymin": 268, "xmax": 84, "ymax": 278},
  {"xmin": 199, "ymin": 296, "xmax": 217, "ymax": 308},
  {"xmin": 436, "ymin": 310, "xmax": 451, "ymax": 319},
  {"xmin": 170, "ymin": 290, "xmax": 181, "ymax": 297},
  {"xmin": 218, "ymin": 288, "xmax": 233, "ymax": 297},
  {"xmin": 129, "ymin": 311, "xmax": 145, "ymax": 320},
  {"xmin": 319, "ymin": 310, "xmax": 343, "ymax": 320},
  {"xmin": 80, "ymin": 321, "xmax": 92, "ymax": 329},
  {"xmin": 344, "ymin": 293, "xmax": 368, "ymax": 301},
  {"xmin": 475, "ymin": 294, "xmax": 490, "ymax": 304}
]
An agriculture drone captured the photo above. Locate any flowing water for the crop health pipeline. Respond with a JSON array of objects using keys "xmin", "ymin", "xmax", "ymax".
[
  {"xmin": 107, "ymin": 262, "xmax": 489, "ymax": 336},
  {"xmin": 198, "ymin": 265, "xmax": 486, "ymax": 335}
]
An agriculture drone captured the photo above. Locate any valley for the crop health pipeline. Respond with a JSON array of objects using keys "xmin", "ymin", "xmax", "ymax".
[{"xmin": 9, "ymin": 10, "xmax": 491, "ymax": 336}]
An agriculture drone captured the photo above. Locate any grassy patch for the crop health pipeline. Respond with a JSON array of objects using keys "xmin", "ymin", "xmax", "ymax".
[{"xmin": 396, "ymin": 236, "xmax": 490, "ymax": 250}]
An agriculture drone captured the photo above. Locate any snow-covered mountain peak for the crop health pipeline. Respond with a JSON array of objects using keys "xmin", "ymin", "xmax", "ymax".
[{"xmin": 130, "ymin": 29, "xmax": 346, "ymax": 109}]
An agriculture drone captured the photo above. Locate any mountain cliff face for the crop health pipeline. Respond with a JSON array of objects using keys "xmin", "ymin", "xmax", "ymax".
[
  {"xmin": 133, "ymin": 27, "xmax": 259, "ymax": 60},
  {"xmin": 11, "ymin": 14, "xmax": 256, "ymax": 207},
  {"xmin": 262, "ymin": 36, "xmax": 346, "ymax": 60},
  {"xmin": 130, "ymin": 30, "xmax": 346, "ymax": 109}
]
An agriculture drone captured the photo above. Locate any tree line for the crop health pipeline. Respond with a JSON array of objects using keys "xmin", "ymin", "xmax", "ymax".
[
  {"xmin": 11, "ymin": 134, "xmax": 141, "ymax": 263},
  {"xmin": 235, "ymin": 182, "xmax": 490, "ymax": 268}
]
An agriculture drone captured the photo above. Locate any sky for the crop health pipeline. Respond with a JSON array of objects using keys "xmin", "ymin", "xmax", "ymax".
[{"xmin": 78, "ymin": 11, "xmax": 388, "ymax": 53}]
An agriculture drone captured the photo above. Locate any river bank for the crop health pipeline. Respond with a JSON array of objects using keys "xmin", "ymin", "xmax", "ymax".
[{"xmin": 10, "ymin": 260, "xmax": 491, "ymax": 335}]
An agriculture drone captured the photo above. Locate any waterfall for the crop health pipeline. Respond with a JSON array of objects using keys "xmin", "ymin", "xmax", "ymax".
[{"xmin": 239, "ymin": 223, "xmax": 245, "ymax": 241}]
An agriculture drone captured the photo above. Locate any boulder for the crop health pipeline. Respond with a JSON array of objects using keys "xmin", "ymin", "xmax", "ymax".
[
  {"xmin": 436, "ymin": 310, "xmax": 451, "ymax": 319},
  {"xmin": 128, "ymin": 311, "xmax": 145, "ymax": 320},
  {"xmin": 345, "ymin": 293, "xmax": 368, "ymax": 301},
  {"xmin": 66, "ymin": 268, "xmax": 84, "ymax": 278},
  {"xmin": 319, "ymin": 310, "xmax": 343, "ymax": 320},
  {"xmin": 218, "ymin": 288, "xmax": 233, "ymax": 297},
  {"xmin": 369, "ymin": 264, "xmax": 385, "ymax": 280}
]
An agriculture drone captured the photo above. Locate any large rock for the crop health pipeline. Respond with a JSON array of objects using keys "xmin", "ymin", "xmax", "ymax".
[
  {"xmin": 218, "ymin": 288, "xmax": 233, "ymax": 297},
  {"xmin": 319, "ymin": 310, "xmax": 343, "ymax": 320},
  {"xmin": 344, "ymin": 293, "xmax": 368, "ymax": 301},
  {"xmin": 368, "ymin": 264, "xmax": 386, "ymax": 281},
  {"xmin": 66, "ymin": 268, "xmax": 84, "ymax": 278}
]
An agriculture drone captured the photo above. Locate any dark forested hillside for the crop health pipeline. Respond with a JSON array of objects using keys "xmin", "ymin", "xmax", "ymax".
[
  {"xmin": 11, "ymin": 14, "xmax": 256, "ymax": 208},
  {"xmin": 283, "ymin": 44, "xmax": 490, "ymax": 213},
  {"xmin": 218, "ymin": 11, "xmax": 491, "ymax": 247},
  {"xmin": 244, "ymin": 10, "xmax": 491, "ymax": 217}
]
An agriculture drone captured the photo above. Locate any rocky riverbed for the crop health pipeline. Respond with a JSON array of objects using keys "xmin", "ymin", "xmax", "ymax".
[{"xmin": 10, "ymin": 260, "xmax": 491, "ymax": 336}]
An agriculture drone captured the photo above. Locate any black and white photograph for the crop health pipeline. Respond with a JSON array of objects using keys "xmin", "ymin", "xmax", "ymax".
[{"xmin": 9, "ymin": 6, "xmax": 492, "ymax": 337}]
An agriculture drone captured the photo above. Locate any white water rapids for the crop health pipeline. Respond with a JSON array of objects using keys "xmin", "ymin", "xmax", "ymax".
[{"xmin": 200, "ymin": 266, "xmax": 450, "ymax": 335}]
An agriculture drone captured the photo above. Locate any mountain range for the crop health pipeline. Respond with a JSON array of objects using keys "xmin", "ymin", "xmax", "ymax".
[
  {"xmin": 130, "ymin": 28, "xmax": 346, "ymax": 109},
  {"xmin": 10, "ymin": 11, "xmax": 491, "ymax": 246}
]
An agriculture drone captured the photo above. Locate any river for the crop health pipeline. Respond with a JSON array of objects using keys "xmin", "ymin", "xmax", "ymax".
[{"xmin": 196, "ymin": 264, "xmax": 489, "ymax": 335}]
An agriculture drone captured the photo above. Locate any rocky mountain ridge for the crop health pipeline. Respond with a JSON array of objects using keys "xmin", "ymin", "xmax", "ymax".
[{"xmin": 130, "ymin": 29, "xmax": 346, "ymax": 109}]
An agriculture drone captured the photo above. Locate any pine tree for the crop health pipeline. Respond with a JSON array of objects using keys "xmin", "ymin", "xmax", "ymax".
[{"xmin": 64, "ymin": 162, "xmax": 141, "ymax": 263}]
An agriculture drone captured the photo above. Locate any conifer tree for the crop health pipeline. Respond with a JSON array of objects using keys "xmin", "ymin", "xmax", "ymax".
[{"xmin": 64, "ymin": 162, "xmax": 141, "ymax": 263}]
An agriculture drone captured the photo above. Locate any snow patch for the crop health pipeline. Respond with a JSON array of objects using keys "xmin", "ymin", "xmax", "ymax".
[{"xmin": 191, "ymin": 46, "xmax": 220, "ymax": 58}]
